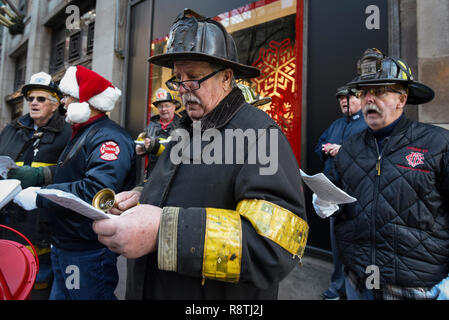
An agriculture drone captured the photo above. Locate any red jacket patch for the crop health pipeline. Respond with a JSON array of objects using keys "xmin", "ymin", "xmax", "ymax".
[
  {"xmin": 100, "ymin": 141, "xmax": 120, "ymax": 161},
  {"xmin": 406, "ymin": 151, "xmax": 424, "ymax": 168}
]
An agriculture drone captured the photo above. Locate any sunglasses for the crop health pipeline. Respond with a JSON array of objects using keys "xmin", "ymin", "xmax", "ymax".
[{"xmin": 26, "ymin": 96, "xmax": 47, "ymax": 103}]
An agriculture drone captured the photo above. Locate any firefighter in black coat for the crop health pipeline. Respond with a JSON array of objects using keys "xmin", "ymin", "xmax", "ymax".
[
  {"xmin": 136, "ymin": 88, "xmax": 182, "ymax": 179},
  {"xmin": 313, "ymin": 48, "xmax": 449, "ymax": 300},
  {"xmin": 0, "ymin": 72, "xmax": 71, "ymax": 297},
  {"xmin": 93, "ymin": 9, "xmax": 309, "ymax": 300}
]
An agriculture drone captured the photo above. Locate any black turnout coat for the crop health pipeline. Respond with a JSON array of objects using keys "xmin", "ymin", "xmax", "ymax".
[
  {"xmin": 0, "ymin": 112, "xmax": 71, "ymax": 246},
  {"xmin": 126, "ymin": 87, "xmax": 308, "ymax": 299}
]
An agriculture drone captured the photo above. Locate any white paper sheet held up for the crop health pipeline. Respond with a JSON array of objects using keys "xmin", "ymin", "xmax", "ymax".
[
  {"xmin": 300, "ymin": 169, "xmax": 357, "ymax": 204},
  {"xmin": 0, "ymin": 179, "xmax": 22, "ymax": 210},
  {"xmin": 37, "ymin": 189, "xmax": 118, "ymax": 220},
  {"xmin": 0, "ymin": 156, "xmax": 19, "ymax": 179}
]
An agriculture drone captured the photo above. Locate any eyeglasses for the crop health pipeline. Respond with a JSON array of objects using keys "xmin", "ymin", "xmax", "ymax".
[
  {"xmin": 156, "ymin": 103, "xmax": 175, "ymax": 110},
  {"xmin": 355, "ymin": 86, "xmax": 406, "ymax": 99},
  {"xmin": 165, "ymin": 67, "xmax": 226, "ymax": 92},
  {"xmin": 26, "ymin": 96, "xmax": 47, "ymax": 103}
]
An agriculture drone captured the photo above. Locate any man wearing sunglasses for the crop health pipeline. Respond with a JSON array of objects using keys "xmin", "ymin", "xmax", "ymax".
[
  {"xmin": 93, "ymin": 9, "xmax": 308, "ymax": 300},
  {"xmin": 313, "ymin": 48, "xmax": 449, "ymax": 300},
  {"xmin": 0, "ymin": 72, "xmax": 72, "ymax": 299}
]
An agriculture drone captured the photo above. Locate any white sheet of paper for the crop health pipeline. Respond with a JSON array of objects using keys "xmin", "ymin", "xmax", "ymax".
[
  {"xmin": 0, "ymin": 179, "xmax": 22, "ymax": 210},
  {"xmin": 300, "ymin": 169, "xmax": 357, "ymax": 204},
  {"xmin": 0, "ymin": 156, "xmax": 19, "ymax": 179},
  {"xmin": 36, "ymin": 189, "xmax": 118, "ymax": 220}
]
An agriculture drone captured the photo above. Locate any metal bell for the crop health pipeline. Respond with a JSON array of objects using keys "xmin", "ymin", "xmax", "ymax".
[{"xmin": 92, "ymin": 188, "xmax": 116, "ymax": 212}]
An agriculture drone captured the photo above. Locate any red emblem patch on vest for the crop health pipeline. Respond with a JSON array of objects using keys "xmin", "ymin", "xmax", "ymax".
[
  {"xmin": 100, "ymin": 141, "xmax": 120, "ymax": 161},
  {"xmin": 406, "ymin": 152, "xmax": 424, "ymax": 167}
]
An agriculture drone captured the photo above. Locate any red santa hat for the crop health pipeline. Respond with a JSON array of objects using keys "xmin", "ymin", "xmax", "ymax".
[{"xmin": 59, "ymin": 66, "xmax": 122, "ymax": 123}]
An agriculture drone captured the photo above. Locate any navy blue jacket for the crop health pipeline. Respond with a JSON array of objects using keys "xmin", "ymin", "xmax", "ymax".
[
  {"xmin": 36, "ymin": 115, "xmax": 136, "ymax": 250},
  {"xmin": 315, "ymin": 110, "xmax": 367, "ymax": 176}
]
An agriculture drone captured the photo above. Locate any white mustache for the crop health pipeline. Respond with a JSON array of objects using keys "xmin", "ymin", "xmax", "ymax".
[
  {"xmin": 182, "ymin": 92, "xmax": 202, "ymax": 106},
  {"xmin": 363, "ymin": 103, "xmax": 381, "ymax": 114}
]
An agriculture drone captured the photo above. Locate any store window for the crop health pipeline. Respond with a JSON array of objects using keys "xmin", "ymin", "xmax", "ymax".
[
  {"xmin": 148, "ymin": 0, "xmax": 303, "ymax": 162},
  {"xmin": 14, "ymin": 51, "xmax": 27, "ymax": 91}
]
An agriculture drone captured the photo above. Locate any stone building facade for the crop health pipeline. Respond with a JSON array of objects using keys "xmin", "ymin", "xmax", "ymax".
[{"xmin": 0, "ymin": 0, "xmax": 127, "ymax": 130}]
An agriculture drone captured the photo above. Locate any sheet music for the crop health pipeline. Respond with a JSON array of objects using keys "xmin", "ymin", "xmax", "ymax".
[
  {"xmin": 37, "ymin": 189, "xmax": 118, "ymax": 220},
  {"xmin": 0, "ymin": 156, "xmax": 19, "ymax": 179},
  {"xmin": 300, "ymin": 169, "xmax": 357, "ymax": 204},
  {"xmin": 0, "ymin": 179, "xmax": 22, "ymax": 210}
]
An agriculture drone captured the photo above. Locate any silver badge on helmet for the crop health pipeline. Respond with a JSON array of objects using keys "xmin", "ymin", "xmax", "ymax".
[{"xmin": 360, "ymin": 61, "xmax": 378, "ymax": 77}]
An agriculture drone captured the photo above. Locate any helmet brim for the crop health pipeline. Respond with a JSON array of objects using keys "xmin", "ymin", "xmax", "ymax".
[
  {"xmin": 251, "ymin": 96, "xmax": 272, "ymax": 107},
  {"xmin": 149, "ymin": 52, "xmax": 261, "ymax": 79},
  {"xmin": 407, "ymin": 82, "xmax": 435, "ymax": 105},
  {"xmin": 21, "ymin": 84, "xmax": 62, "ymax": 99},
  {"xmin": 347, "ymin": 78, "xmax": 435, "ymax": 105},
  {"xmin": 152, "ymin": 99, "xmax": 181, "ymax": 109}
]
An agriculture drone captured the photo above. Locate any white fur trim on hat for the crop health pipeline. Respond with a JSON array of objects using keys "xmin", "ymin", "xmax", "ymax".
[
  {"xmin": 59, "ymin": 66, "xmax": 79, "ymax": 99},
  {"xmin": 65, "ymin": 102, "xmax": 91, "ymax": 124},
  {"xmin": 88, "ymin": 86, "xmax": 122, "ymax": 112}
]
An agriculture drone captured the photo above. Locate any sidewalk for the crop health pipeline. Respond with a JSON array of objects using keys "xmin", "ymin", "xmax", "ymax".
[
  {"xmin": 279, "ymin": 254, "xmax": 333, "ymax": 300},
  {"xmin": 115, "ymin": 253, "xmax": 334, "ymax": 300}
]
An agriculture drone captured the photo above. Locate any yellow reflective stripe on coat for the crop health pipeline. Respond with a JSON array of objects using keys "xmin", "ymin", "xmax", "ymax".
[
  {"xmin": 25, "ymin": 245, "xmax": 51, "ymax": 257},
  {"xmin": 202, "ymin": 208, "xmax": 242, "ymax": 284},
  {"xmin": 236, "ymin": 199, "xmax": 309, "ymax": 258},
  {"xmin": 15, "ymin": 162, "xmax": 54, "ymax": 167},
  {"xmin": 156, "ymin": 144, "xmax": 166, "ymax": 157}
]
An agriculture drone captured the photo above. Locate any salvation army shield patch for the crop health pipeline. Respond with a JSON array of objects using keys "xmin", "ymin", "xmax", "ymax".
[{"xmin": 100, "ymin": 141, "xmax": 120, "ymax": 161}]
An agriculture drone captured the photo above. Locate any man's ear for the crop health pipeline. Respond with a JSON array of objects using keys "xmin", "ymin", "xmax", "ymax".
[
  {"xmin": 222, "ymin": 68, "xmax": 233, "ymax": 90},
  {"xmin": 51, "ymin": 102, "xmax": 59, "ymax": 113},
  {"xmin": 397, "ymin": 93, "xmax": 408, "ymax": 111}
]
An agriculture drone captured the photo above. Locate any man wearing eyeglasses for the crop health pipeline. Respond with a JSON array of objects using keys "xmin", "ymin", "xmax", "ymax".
[
  {"xmin": 136, "ymin": 88, "xmax": 182, "ymax": 179},
  {"xmin": 92, "ymin": 9, "xmax": 308, "ymax": 300},
  {"xmin": 313, "ymin": 48, "xmax": 449, "ymax": 300},
  {"xmin": 0, "ymin": 72, "xmax": 71, "ymax": 299}
]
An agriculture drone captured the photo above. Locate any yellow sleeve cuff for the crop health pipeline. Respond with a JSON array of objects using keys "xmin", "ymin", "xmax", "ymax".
[
  {"xmin": 201, "ymin": 200, "xmax": 309, "ymax": 284},
  {"xmin": 202, "ymin": 208, "xmax": 242, "ymax": 284},
  {"xmin": 237, "ymin": 199, "xmax": 309, "ymax": 258}
]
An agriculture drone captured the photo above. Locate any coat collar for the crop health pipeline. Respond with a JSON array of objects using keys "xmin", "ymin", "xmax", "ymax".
[
  {"xmin": 17, "ymin": 112, "xmax": 66, "ymax": 133},
  {"xmin": 364, "ymin": 114, "xmax": 413, "ymax": 154},
  {"xmin": 179, "ymin": 86, "xmax": 247, "ymax": 132},
  {"xmin": 70, "ymin": 113, "xmax": 106, "ymax": 139}
]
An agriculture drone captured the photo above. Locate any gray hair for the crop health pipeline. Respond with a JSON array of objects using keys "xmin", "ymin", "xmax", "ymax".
[
  {"xmin": 210, "ymin": 62, "xmax": 237, "ymax": 88},
  {"xmin": 46, "ymin": 94, "xmax": 60, "ymax": 106},
  {"xmin": 230, "ymin": 77, "xmax": 237, "ymax": 88}
]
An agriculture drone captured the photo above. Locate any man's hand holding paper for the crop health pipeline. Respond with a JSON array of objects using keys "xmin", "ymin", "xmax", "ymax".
[
  {"xmin": 312, "ymin": 193, "xmax": 340, "ymax": 218},
  {"xmin": 300, "ymin": 169, "xmax": 357, "ymax": 218},
  {"xmin": 13, "ymin": 187, "xmax": 40, "ymax": 211}
]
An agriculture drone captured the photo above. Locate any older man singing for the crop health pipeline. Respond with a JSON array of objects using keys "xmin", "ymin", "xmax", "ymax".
[{"xmin": 93, "ymin": 9, "xmax": 309, "ymax": 300}]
